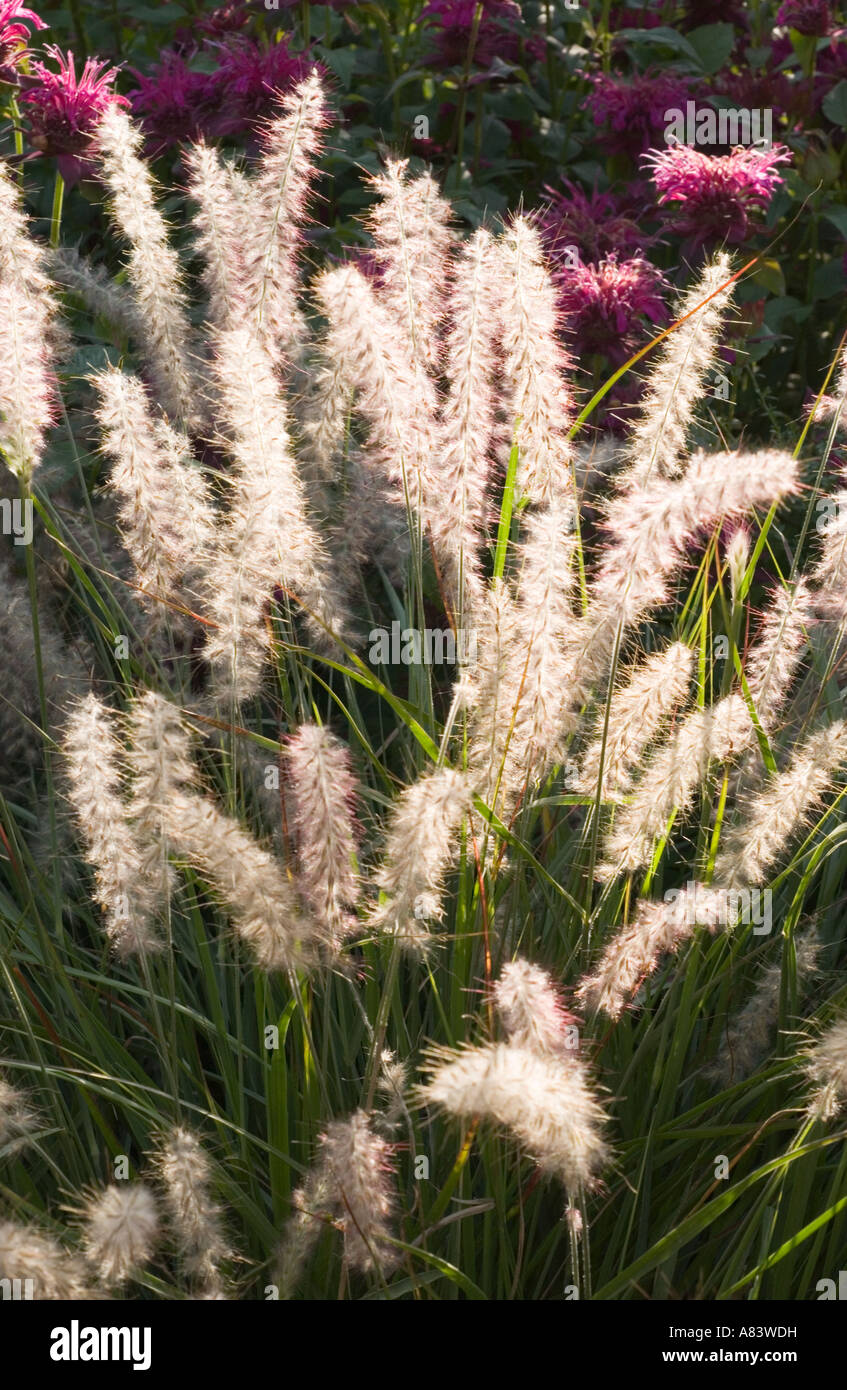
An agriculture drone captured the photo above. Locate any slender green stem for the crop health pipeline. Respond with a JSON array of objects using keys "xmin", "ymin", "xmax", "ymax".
[{"xmin": 49, "ymin": 171, "xmax": 64, "ymax": 250}]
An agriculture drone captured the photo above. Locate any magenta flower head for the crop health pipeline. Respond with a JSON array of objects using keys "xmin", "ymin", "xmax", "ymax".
[
  {"xmin": 608, "ymin": 6, "xmax": 666, "ymax": 31},
  {"xmin": 557, "ymin": 253, "xmax": 668, "ymax": 367},
  {"xmin": 207, "ymin": 38, "xmax": 320, "ymax": 137},
  {"xmin": 644, "ymin": 143, "xmax": 791, "ymax": 248},
  {"xmin": 21, "ymin": 46, "xmax": 129, "ymax": 184},
  {"xmin": 129, "ymin": 52, "xmax": 218, "ymax": 156},
  {"xmin": 237, "ymin": 0, "xmax": 354, "ymax": 8},
  {"xmin": 420, "ymin": 0, "xmax": 536, "ymax": 70},
  {"xmin": 173, "ymin": 2, "xmax": 250, "ymax": 52},
  {"xmin": 713, "ymin": 68, "xmax": 797, "ymax": 123},
  {"xmin": 0, "ymin": 0, "xmax": 46, "ymax": 78},
  {"xmin": 130, "ymin": 37, "xmax": 319, "ymax": 152},
  {"xmin": 540, "ymin": 181, "xmax": 649, "ymax": 266},
  {"xmin": 588, "ymin": 70, "xmax": 697, "ymax": 156},
  {"xmin": 776, "ymin": 0, "xmax": 832, "ymax": 36},
  {"xmin": 682, "ymin": 0, "xmax": 748, "ymax": 30},
  {"xmin": 195, "ymin": 2, "xmax": 251, "ymax": 36}
]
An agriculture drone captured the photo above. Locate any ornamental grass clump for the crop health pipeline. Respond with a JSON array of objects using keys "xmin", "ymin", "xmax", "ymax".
[{"xmin": 3, "ymin": 66, "xmax": 847, "ymax": 1302}]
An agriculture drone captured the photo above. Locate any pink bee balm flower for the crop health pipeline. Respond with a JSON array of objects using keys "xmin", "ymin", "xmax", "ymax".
[
  {"xmin": 194, "ymin": 2, "xmax": 252, "ymax": 36},
  {"xmin": 421, "ymin": 0, "xmax": 541, "ymax": 70},
  {"xmin": 130, "ymin": 38, "xmax": 320, "ymax": 153},
  {"xmin": 208, "ymin": 39, "xmax": 322, "ymax": 137},
  {"xmin": 22, "ymin": 46, "xmax": 129, "ymax": 184},
  {"xmin": 644, "ymin": 143, "xmax": 791, "ymax": 248},
  {"xmin": 776, "ymin": 0, "xmax": 833, "ymax": 36},
  {"xmin": 588, "ymin": 70, "xmax": 697, "ymax": 155},
  {"xmin": 713, "ymin": 68, "xmax": 797, "ymax": 123},
  {"xmin": 540, "ymin": 181, "xmax": 650, "ymax": 266},
  {"xmin": 0, "ymin": 0, "xmax": 45, "ymax": 75},
  {"xmin": 608, "ymin": 6, "xmax": 667, "ymax": 31},
  {"xmin": 129, "ymin": 52, "xmax": 218, "ymax": 156},
  {"xmin": 682, "ymin": 0, "xmax": 748, "ymax": 29},
  {"xmin": 0, "ymin": 1, "xmax": 45, "ymax": 84},
  {"xmin": 557, "ymin": 253, "xmax": 668, "ymax": 367}
]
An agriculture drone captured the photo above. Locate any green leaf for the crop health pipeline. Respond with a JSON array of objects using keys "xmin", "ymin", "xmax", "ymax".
[
  {"xmin": 373, "ymin": 1241, "xmax": 488, "ymax": 1300},
  {"xmin": 822, "ymin": 80, "xmax": 847, "ymax": 127},
  {"xmin": 751, "ymin": 258, "xmax": 786, "ymax": 297},
  {"xmin": 319, "ymin": 47, "xmax": 360, "ymax": 89},
  {"xmin": 123, "ymin": 4, "xmax": 186, "ymax": 23},
  {"xmin": 493, "ymin": 435, "xmax": 520, "ymax": 580},
  {"xmin": 789, "ymin": 29, "xmax": 819, "ymax": 62},
  {"xmin": 593, "ymin": 1136, "xmax": 841, "ymax": 1299},
  {"xmin": 743, "ymin": 324, "xmax": 781, "ymax": 362},
  {"xmin": 823, "ymin": 204, "xmax": 847, "ymax": 237},
  {"xmin": 813, "ymin": 258, "xmax": 846, "ymax": 301},
  {"xmin": 477, "ymin": 116, "xmax": 511, "ymax": 160},
  {"xmin": 763, "ymin": 295, "xmax": 813, "ymax": 331},
  {"xmin": 60, "ymin": 345, "xmax": 121, "ymax": 378},
  {"xmin": 617, "ymin": 26, "xmax": 701, "ymax": 65},
  {"xmin": 684, "ymin": 23, "xmax": 735, "ymax": 75}
]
